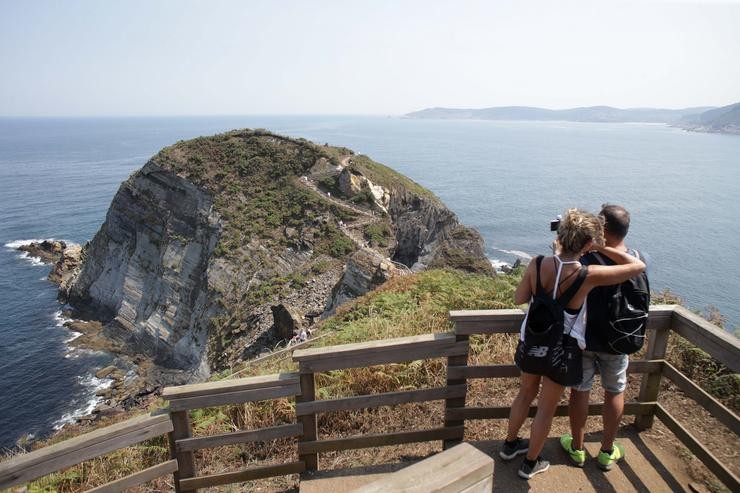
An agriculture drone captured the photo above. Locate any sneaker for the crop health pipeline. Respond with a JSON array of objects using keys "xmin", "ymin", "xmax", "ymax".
[
  {"xmin": 500, "ymin": 438, "xmax": 529, "ymax": 460},
  {"xmin": 597, "ymin": 443, "xmax": 625, "ymax": 471},
  {"xmin": 518, "ymin": 457, "xmax": 550, "ymax": 479},
  {"xmin": 560, "ymin": 434, "xmax": 586, "ymax": 467}
]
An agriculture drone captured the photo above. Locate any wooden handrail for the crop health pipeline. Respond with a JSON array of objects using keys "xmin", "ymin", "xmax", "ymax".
[
  {"xmin": 671, "ymin": 305, "xmax": 740, "ymax": 373},
  {"xmin": 0, "ymin": 412, "xmax": 173, "ymax": 491}
]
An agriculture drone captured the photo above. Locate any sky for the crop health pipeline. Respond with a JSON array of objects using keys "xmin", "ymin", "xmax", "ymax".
[{"xmin": 1, "ymin": 0, "xmax": 739, "ymax": 116}]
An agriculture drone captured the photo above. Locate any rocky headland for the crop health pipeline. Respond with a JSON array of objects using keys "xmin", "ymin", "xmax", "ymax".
[{"xmin": 30, "ymin": 129, "xmax": 492, "ymax": 408}]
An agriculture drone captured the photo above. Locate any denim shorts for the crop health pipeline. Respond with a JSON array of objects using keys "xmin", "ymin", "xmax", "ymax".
[{"xmin": 572, "ymin": 351, "xmax": 629, "ymax": 393}]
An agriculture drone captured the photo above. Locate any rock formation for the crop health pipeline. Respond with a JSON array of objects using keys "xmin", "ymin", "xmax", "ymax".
[{"xmin": 61, "ymin": 130, "xmax": 493, "ymax": 384}]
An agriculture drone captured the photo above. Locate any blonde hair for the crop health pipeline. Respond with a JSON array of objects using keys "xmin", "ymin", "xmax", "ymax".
[{"xmin": 557, "ymin": 208, "xmax": 604, "ymax": 254}]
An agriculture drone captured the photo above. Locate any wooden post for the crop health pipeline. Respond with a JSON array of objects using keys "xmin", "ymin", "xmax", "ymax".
[
  {"xmin": 170, "ymin": 410, "xmax": 197, "ymax": 493},
  {"xmin": 297, "ymin": 370, "xmax": 319, "ymax": 470},
  {"xmin": 635, "ymin": 325, "xmax": 670, "ymax": 430},
  {"xmin": 443, "ymin": 334, "xmax": 469, "ymax": 449}
]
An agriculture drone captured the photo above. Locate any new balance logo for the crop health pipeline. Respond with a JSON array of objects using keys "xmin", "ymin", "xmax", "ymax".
[{"xmin": 527, "ymin": 346, "xmax": 549, "ymax": 358}]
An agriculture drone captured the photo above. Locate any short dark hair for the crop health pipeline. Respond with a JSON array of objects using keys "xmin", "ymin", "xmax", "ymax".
[{"xmin": 600, "ymin": 204, "xmax": 630, "ymax": 239}]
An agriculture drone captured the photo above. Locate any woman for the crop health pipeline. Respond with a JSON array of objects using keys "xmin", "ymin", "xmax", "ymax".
[{"xmin": 500, "ymin": 208, "xmax": 645, "ymax": 480}]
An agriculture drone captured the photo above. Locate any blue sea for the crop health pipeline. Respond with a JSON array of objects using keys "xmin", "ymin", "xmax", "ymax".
[{"xmin": 1, "ymin": 116, "xmax": 738, "ymax": 449}]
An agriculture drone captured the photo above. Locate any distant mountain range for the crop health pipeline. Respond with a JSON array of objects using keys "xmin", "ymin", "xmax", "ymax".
[{"xmin": 405, "ymin": 103, "xmax": 740, "ymax": 134}]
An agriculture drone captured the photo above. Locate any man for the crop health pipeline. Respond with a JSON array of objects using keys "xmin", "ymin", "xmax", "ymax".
[{"xmin": 560, "ymin": 204, "xmax": 646, "ymax": 471}]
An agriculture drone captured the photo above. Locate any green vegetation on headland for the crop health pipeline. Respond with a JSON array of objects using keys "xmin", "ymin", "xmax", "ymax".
[{"xmin": 16, "ymin": 268, "xmax": 737, "ymax": 492}]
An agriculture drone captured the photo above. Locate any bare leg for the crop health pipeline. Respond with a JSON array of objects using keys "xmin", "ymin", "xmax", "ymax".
[
  {"xmin": 526, "ymin": 377, "xmax": 565, "ymax": 460},
  {"xmin": 568, "ymin": 389, "xmax": 590, "ymax": 450},
  {"xmin": 601, "ymin": 391, "xmax": 624, "ymax": 451},
  {"xmin": 505, "ymin": 373, "xmax": 541, "ymax": 441}
]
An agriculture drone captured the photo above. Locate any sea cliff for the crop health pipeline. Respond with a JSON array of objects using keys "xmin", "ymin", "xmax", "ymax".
[{"xmin": 59, "ymin": 130, "xmax": 493, "ymax": 388}]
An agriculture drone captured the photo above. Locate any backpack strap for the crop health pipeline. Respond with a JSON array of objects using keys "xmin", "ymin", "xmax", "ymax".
[
  {"xmin": 557, "ymin": 265, "xmax": 588, "ymax": 307},
  {"xmin": 534, "ymin": 255, "xmax": 545, "ymax": 295}
]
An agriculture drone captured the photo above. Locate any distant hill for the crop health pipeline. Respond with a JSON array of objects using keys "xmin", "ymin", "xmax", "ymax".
[
  {"xmin": 677, "ymin": 102, "xmax": 740, "ymax": 135},
  {"xmin": 405, "ymin": 105, "xmax": 715, "ymax": 124}
]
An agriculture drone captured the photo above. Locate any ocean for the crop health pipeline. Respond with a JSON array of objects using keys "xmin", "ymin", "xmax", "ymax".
[{"xmin": 1, "ymin": 115, "xmax": 738, "ymax": 449}]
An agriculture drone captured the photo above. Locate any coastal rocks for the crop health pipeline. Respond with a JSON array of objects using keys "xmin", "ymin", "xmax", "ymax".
[
  {"xmin": 325, "ymin": 248, "xmax": 403, "ymax": 314},
  {"xmin": 388, "ymin": 190, "xmax": 494, "ymax": 275},
  {"xmin": 18, "ymin": 240, "xmax": 67, "ymax": 264},
  {"xmin": 338, "ymin": 167, "xmax": 391, "ymax": 213},
  {"xmin": 50, "ymin": 243, "xmax": 83, "ymax": 293},
  {"xmin": 271, "ymin": 304, "xmax": 303, "ymax": 340}
]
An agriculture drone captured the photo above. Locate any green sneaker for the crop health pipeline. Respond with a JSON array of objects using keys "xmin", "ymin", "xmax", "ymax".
[
  {"xmin": 597, "ymin": 443, "xmax": 625, "ymax": 471},
  {"xmin": 559, "ymin": 434, "xmax": 586, "ymax": 467}
]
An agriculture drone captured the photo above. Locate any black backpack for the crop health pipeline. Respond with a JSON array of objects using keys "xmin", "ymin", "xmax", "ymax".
[
  {"xmin": 515, "ymin": 256, "xmax": 588, "ymax": 386},
  {"xmin": 585, "ymin": 250, "xmax": 650, "ymax": 354}
]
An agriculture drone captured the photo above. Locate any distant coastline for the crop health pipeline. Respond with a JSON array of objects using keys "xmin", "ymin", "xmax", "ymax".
[{"xmin": 405, "ymin": 103, "xmax": 740, "ymax": 135}]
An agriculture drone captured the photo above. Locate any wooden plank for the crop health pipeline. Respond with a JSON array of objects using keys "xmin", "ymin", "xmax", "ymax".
[
  {"xmin": 655, "ymin": 404, "xmax": 739, "ymax": 492},
  {"xmin": 662, "ymin": 362, "xmax": 740, "ymax": 435},
  {"xmin": 447, "ymin": 360, "xmax": 662, "ymax": 380},
  {"xmin": 86, "ymin": 459, "xmax": 178, "ymax": 493},
  {"xmin": 296, "ymin": 385, "xmax": 467, "ymax": 416},
  {"xmin": 444, "ymin": 335, "xmax": 469, "ymax": 450},
  {"xmin": 671, "ymin": 305, "xmax": 740, "ymax": 373},
  {"xmin": 636, "ymin": 326, "xmax": 670, "ymax": 430},
  {"xmin": 293, "ymin": 333, "xmax": 461, "ymax": 362},
  {"xmin": 444, "ymin": 402, "xmax": 655, "ymax": 421},
  {"xmin": 297, "ymin": 372, "xmax": 319, "ymax": 471},
  {"xmin": 0, "ymin": 418, "xmax": 173, "ymax": 491},
  {"xmin": 297, "ymin": 342, "xmax": 469, "ymax": 373},
  {"xmin": 162, "ymin": 372, "xmax": 299, "ymax": 400},
  {"xmin": 451, "ymin": 305, "xmax": 675, "ymax": 335},
  {"xmin": 0, "ymin": 412, "xmax": 170, "ymax": 475},
  {"xmin": 297, "ymin": 426, "xmax": 465, "ymax": 454},
  {"xmin": 168, "ymin": 383, "xmax": 301, "ymax": 411},
  {"xmin": 350, "ymin": 443, "xmax": 493, "ymax": 493},
  {"xmin": 178, "ymin": 461, "xmax": 306, "ymax": 490},
  {"xmin": 170, "ymin": 411, "xmax": 195, "ymax": 493},
  {"xmin": 176, "ymin": 423, "xmax": 304, "ymax": 452}
]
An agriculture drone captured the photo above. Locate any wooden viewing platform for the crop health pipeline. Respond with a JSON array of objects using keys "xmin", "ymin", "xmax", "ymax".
[{"xmin": 0, "ymin": 304, "xmax": 738, "ymax": 492}]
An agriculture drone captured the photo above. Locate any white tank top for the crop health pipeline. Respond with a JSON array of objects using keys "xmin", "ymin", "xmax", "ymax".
[{"xmin": 519, "ymin": 256, "xmax": 588, "ymax": 350}]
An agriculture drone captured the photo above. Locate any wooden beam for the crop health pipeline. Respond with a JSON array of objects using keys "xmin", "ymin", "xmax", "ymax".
[
  {"xmin": 662, "ymin": 362, "xmax": 740, "ymax": 435},
  {"xmin": 86, "ymin": 459, "xmax": 178, "ymax": 493},
  {"xmin": 297, "ymin": 426, "xmax": 465, "ymax": 454},
  {"xmin": 296, "ymin": 342, "xmax": 469, "ymax": 373},
  {"xmin": 350, "ymin": 443, "xmax": 493, "ymax": 493},
  {"xmin": 178, "ymin": 461, "xmax": 306, "ymax": 491},
  {"xmin": 636, "ymin": 329, "xmax": 670, "ymax": 430},
  {"xmin": 0, "ymin": 414, "xmax": 172, "ymax": 491},
  {"xmin": 444, "ymin": 402, "xmax": 655, "ymax": 421},
  {"xmin": 293, "ymin": 333, "xmax": 463, "ymax": 362},
  {"xmin": 176, "ymin": 423, "xmax": 304, "ymax": 452},
  {"xmin": 295, "ymin": 385, "xmax": 466, "ymax": 416},
  {"xmin": 655, "ymin": 404, "xmax": 739, "ymax": 492},
  {"xmin": 168, "ymin": 383, "xmax": 301, "ymax": 412},
  {"xmin": 671, "ymin": 306, "xmax": 740, "ymax": 373},
  {"xmin": 444, "ymin": 335, "xmax": 469, "ymax": 450},
  {"xmin": 162, "ymin": 372, "xmax": 299, "ymax": 400},
  {"xmin": 447, "ymin": 360, "xmax": 662, "ymax": 380},
  {"xmin": 450, "ymin": 305, "xmax": 676, "ymax": 335},
  {"xmin": 297, "ymin": 372, "xmax": 319, "ymax": 471},
  {"xmin": 170, "ymin": 410, "xmax": 196, "ymax": 493}
]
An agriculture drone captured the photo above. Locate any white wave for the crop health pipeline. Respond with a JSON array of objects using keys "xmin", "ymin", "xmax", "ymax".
[
  {"xmin": 489, "ymin": 258, "xmax": 511, "ymax": 271},
  {"xmin": 52, "ymin": 375, "xmax": 113, "ymax": 430},
  {"xmin": 496, "ymin": 248, "xmax": 533, "ymax": 260},
  {"xmin": 17, "ymin": 251, "xmax": 46, "ymax": 266},
  {"xmin": 65, "ymin": 331, "xmax": 82, "ymax": 343},
  {"xmin": 4, "ymin": 238, "xmax": 51, "ymax": 249}
]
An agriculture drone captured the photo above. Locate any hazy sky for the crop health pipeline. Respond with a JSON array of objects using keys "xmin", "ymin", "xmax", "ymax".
[{"xmin": 1, "ymin": 0, "xmax": 739, "ymax": 116}]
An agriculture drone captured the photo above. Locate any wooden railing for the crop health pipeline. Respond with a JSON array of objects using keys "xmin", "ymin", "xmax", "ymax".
[{"xmin": 1, "ymin": 304, "xmax": 737, "ymax": 492}]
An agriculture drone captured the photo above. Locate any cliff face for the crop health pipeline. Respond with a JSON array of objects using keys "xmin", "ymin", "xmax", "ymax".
[
  {"xmin": 67, "ymin": 162, "xmax": 221, "ymax": 376},
  {"xmin": 64, "ymin": 130, "xmax": 492, "ymax": 382}
]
